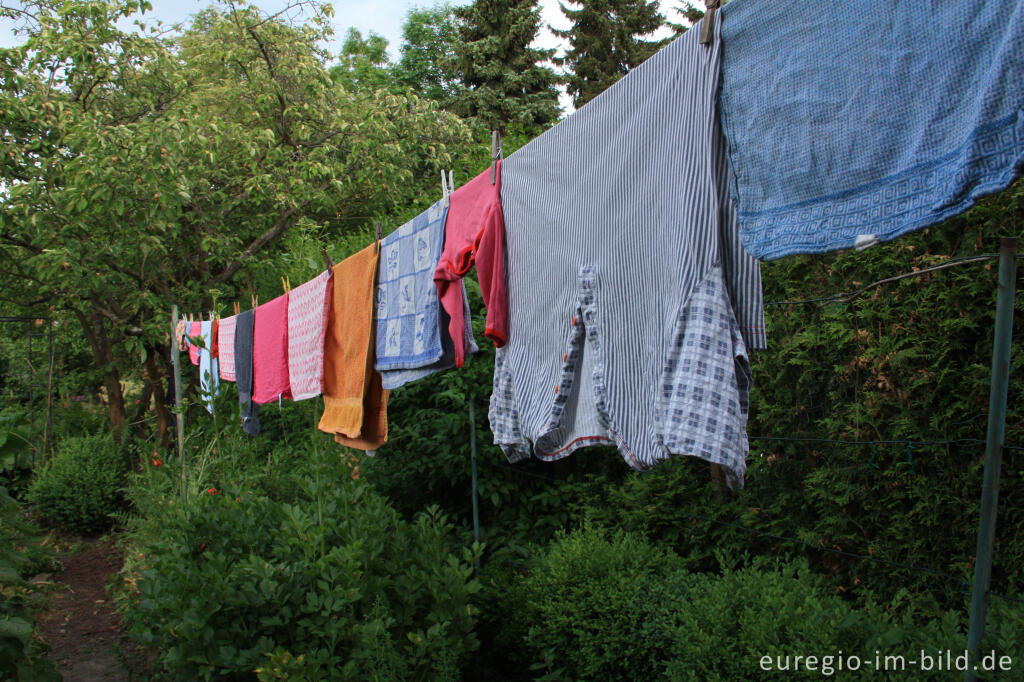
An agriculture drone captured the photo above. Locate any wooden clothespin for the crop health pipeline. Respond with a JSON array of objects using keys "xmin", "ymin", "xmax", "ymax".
[
  {"xmin": 374, "ymin": 220, "xmax": 382, "ymax": 254},
  {"xmin": 449, "ymin": 170, "xmax": 454, "ymax": 196},
  {"xmin": 280, "ymin": 276, "xmax": 291, "ymax": 294},
  {"xmin": 490, "ymin": 131, "xmax": 502, "ymax": 185},
  {"xmin": 700, "ymin": 0, "xmax": 721, "ymax": 45},
  {"xmin": 322, "ymin": 248, "xmax": 333, "ymax": 271},
  {"xmin": 233, "ymin": 301, "xmax": 240, "ymax": 316},
  {"xmin": 251, "ymin": 293, "xmax": 258, "ymax": 308}
]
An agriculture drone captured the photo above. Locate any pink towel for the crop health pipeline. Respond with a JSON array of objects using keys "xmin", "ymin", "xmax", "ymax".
[
  {"xmin": 287, "ymin": 270, "xmax": 332, "ymax": 400},
  {"xmin": 252, "ymin": 293, "xmax": 292, "ymax": 404},
  {"xmin": 218, "ymin": 315, "xmax": 238, "ymax": 382},
  {"xmin": 188, "ymin": 321, "xmax": 202, "ymax": 365}
]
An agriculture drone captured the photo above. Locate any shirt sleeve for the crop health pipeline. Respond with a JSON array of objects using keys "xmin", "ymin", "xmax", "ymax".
[{"xmin": 474, "ymin": 200, "xmax": 508, "ymax": 348}]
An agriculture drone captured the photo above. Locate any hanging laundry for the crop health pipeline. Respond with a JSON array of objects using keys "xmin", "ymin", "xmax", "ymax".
[
  {"xmin": 218, "ymin": 314, "xmax": 237, "ymax": 382},
  {"xmin": 433, "ymin": 162, "xmax": 508, "ymax": 367},
  {"xmin": 234, "ymin": 309, "xmax": 260, "ymax": 436},
  {"xmin": 188, "ymin": 320, "xmax": 201, "ymax": 366},
  {"xmin": 287, "ymin": 269, "xmax": 332, "ymax": 400},
  {"xmin": 252, "ymin": 293, "xmax": 292, "ymax": 405},
  {"xmin": 210, "ymin": 319, "xmax": 219, "ymax": 358},
  {"xmin": 319, "ymin": 243, "xmax": 389, "ymax": 450},
  {"xmin": 197, "ymin": 320, "xmax": 219, "ymax": 413},
  {"xmin": 493, "ymin": 17, "xmax": 764, "ymax": 489},
  {"xmin": 174, "ymin": 318, "xmax": 189, "ymax": 352},
  {"xmin": 376, "ymin": 199, "xmax": 479, "ymax": 390},
  {"xmin": 718, "ymin": 0, "xmax": 1024, "ymax": 260}
]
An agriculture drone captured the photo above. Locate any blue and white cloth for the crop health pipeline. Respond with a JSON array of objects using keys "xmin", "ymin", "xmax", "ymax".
[
  {"xmin": 719, "ymin": 0, "xmax": 1024, "ymax": 260},
  {"xmin": 375, "ymin": 199, "xmax": 477, "ymax": 390},
  {"xmin": 198, "ymin": 320, "xmax": 219, "ymax": 414},
  {"xmin": 492, "ymin": 18, "xmax": 762, "ymax": 489}
]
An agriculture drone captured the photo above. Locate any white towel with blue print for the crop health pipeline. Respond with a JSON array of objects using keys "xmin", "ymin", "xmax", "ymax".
[
  {"xmin": 198, "ymin": 320, "xmax": 219, "ymax": 413},
  {"xmin": 719, "ymin": 0, "xmax": 1024, "ymax": 260},
  {"xmin": 375, "ymin": 199, "xmax": 478, "ymax": 390}
]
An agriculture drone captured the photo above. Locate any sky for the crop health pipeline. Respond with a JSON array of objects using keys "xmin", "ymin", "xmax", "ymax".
[{"xmin": 0, "ymin": 0, "xmax": 693, "ymax": 63}]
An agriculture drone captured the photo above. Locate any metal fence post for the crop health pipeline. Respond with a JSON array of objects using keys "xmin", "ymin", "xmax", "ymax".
[{"xmin": 965, "ymin": 238, "xmax": 1017, "ymax": 680}]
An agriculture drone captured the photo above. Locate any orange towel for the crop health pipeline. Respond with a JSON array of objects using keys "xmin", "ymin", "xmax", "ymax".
[{"xmin": 318, "ymin": 243, "xmax": 389, "ymax": 449}]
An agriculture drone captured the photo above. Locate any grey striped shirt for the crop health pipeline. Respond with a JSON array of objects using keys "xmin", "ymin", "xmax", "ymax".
[{"xmin": 490, "ymin": 19, "xmax": 763, "ymax": 488}]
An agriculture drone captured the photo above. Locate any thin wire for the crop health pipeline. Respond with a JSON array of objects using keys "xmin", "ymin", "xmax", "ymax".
[
  {"xmin": 749, "ymin": 435, "xmax": 1024, "ymax": 451},
  {"xmin": 766, "ymin": 254, "xmax": 1003, "ymax": 306}
]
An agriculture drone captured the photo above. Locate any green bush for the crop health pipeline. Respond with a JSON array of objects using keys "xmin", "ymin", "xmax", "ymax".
[
  {"xmin": 26, "ymin": 433, "xmax": 126, "ymax": 534},
  {"xmin": 491, "ymin": 524, "xmax": 1021, "ymax": 681},
  {"xmin": 120, "ymin": 453, "xmax": 482, "ymax": 680},
  {"xmin": 0, "ymin": 486, "xmax": 60, "ymax": 681}
]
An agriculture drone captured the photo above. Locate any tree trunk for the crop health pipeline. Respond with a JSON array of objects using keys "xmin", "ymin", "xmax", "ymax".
[
  {"xmin": 74, "ymin": 307, "xmax": 127, "ymax": 441},
  {"xmin": 144, "ymin": 346, "xmax": 172, "ymax": 448}
]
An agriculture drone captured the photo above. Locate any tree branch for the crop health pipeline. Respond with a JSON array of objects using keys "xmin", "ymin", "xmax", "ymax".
[{"xmin": 211, "ymin": 193, "xmax": 321, "ymax": 284}]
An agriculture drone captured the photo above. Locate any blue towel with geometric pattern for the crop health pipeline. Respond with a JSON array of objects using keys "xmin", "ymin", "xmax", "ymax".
[
  {"xmin": 375, "ymin": 199, "xmax": 478, "ymax": 390},
  {"xmin": 719, "ymin": 0, "xmax": 1024, "ymax": 260}
]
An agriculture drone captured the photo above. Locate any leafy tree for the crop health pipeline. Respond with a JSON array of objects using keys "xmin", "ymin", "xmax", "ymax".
[
  {"xmin": 330, "ymin": 28, "xmax": 393, "ymax": 93},
  {"xmin": 555, "ymin": 0, "xmax": 666, "ymax": 108},
  {"xmin": 394, "ymin": 3, "xmax": 465, "ymax": 107},
  {"xmin": 0, "ymin": 0, "xmax": 471, "ymax": 444},
  {"xmin": 452, "ymin": 0, "xmax": 561, "ymax": 136}
]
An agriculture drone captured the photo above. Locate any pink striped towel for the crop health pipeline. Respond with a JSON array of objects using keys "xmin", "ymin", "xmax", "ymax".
[
  {"xmin": 287, "ymin": 270, "xmax": 332, "ymax": 400},
  {"xmin": 218, "ymin": 314, "xmax": 238, "ymax": 382}
]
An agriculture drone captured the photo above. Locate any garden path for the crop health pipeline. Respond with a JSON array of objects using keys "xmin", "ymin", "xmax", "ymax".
[{"xmin": 34, "ymin": 535, "xmax": 145, "ymax": 681}]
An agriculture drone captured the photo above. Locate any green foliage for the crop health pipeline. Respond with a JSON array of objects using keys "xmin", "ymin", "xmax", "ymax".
[
  {"xmin": 330, "ymin": 28, "xmax": 394, "ymax": 93},
  {"xmin": 486, "ymin": 524, "xmax": 1022, "ymax": 681},
  {"xmin": 395, "ymin": 3, "xmax": 465, "ymax": 107},
  {"xmin": 26, "ymin": 433, "xmax": 126, "ymax": 534},
  {"xmin": 452, "ymin": 0, "xmax": 561, "ymax": 136},
  {"xmin": 120, "ymin": 446, "xmax": 482, "ymax": 680},
  {"xmin": 555, "ymin": 0, "xmax": 666, "ymax": 108},
  {"xmin": 0, "ymin": 487, "xmax": 60, "ymax": 682},
  {"xmin": 0, "ymin": 407, "xmax": 37, "ymax": 491}
]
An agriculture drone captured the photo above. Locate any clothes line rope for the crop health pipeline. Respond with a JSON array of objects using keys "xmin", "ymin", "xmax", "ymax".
[{"xmin": 765, "ymin": 254, "xmax": 1011, "ymax": 307}]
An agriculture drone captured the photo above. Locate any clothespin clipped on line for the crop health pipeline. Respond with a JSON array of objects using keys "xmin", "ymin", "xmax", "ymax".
[
  {"xmin": 441, "ymin": 169, "xmax": 450, "ymax": 207},
  {"xmin": 280, "ymin": 276, "xmax": 291, "ymax": 294},
  {"xmin": 322, "ymin": 248, "xmax": 333, "ymax": 271},
  {"xmin": 490, "ymin": 131, "xmax": 502, "ymax": 185},
  {"xmin": 700, "ymin": 0, "xmax": 721, "ymax": 45},
  {"xmin": 233, "ymin": 301, "xmax": 241, "ymax": 316},
  {"xmin": 374, "ymin": 220, "xmax": 382, "ymax": 254},
  {"xmin": 251, "ymin": 293, "xmax": 258, "ymax": 308}
]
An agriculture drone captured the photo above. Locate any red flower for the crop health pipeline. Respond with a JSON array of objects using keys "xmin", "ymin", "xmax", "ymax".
[
  {"xmin": 207, "ymin": 487, "xmax": 217, "ymax": 495},
  {"xmin": 151, "ymin": 455, "xmax": 163, "ymax": 467}
]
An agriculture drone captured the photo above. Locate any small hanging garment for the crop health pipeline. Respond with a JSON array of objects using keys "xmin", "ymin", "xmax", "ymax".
[
  {"xmin": 375, "ymin": 199, "xmax": 479, "ymax": 389},
  {"xmin": 718, "ymin": 0, "xmax": 1024, "ymax": 260},
  {"xmin": 493, "ymin": 16, "xmax": 764, "ymax": 490},
  {"xmin": 188, "ymin": 321, "xmax": 202, "ymax": 366},
  {"xmin": 319, "ymin": 243, "xmax": 389, "ymax": 450},
  {"xmin": 287, "ymin": 269, "xmax": 332, "ymax": 400},
  {"xmin": 198, "ymin": 320, "xmax": 219, "ymax": 413},
  {"xmin": 210, "ymin": 319, "xmax": 219, "ymax": 358},
  {"xmin": 433, "ymin": 162, "xmax": 508, "ymax": 367},
  {"xmin": 218, "ymin": 314, "xmax": 238, "ymax": 382},
  {"xmin": 252, "ymin": 293, "xmax": 292, "ymax": 405},
  {"xmin": 234, "ymin": 309, "xmax": 260, "ymax": 436}
]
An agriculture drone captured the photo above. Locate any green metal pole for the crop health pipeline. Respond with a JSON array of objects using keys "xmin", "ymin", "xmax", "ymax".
[
  {"xmin": 171, "ymin": 305, "xmax": 186, "ymax": 504},
  {"xmin": 469, "ymin": 397, "xmax": 480, "ymax": 567},
  {"xmin": 965, "ymin": 238, "xmax": 1017, "ymax": 681}
]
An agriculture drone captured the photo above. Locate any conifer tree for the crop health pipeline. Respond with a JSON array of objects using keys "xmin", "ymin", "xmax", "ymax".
[
  {"xmin": 452, "ymin": 0, "xmax": 561, "ymax": 136},
  {"xmin": 555, "ymin": 0, "xmax": 666, "ymax": 109}
]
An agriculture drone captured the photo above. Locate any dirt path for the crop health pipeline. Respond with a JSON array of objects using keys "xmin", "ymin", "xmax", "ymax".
[{"xmin": 34, "ymin": 535, "xmax": 145, "ymax": 681}]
